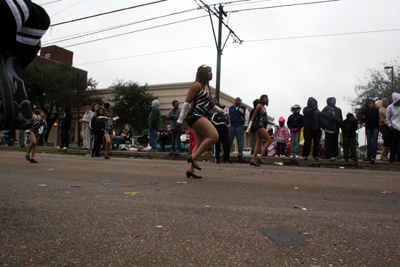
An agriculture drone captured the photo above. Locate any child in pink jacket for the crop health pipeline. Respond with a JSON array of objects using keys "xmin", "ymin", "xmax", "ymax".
[{"xmin": 274, "ymin": 116, "xmax": 290, "ymax": 157}]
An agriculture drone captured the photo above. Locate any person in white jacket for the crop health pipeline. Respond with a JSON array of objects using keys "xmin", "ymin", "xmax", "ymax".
[
  {"xmin": 80, "ymin": 105, "xmax": 93, "ymax": 150},
  {"xmin": 385, "ymin": 92, "xmax": 400, "ymax": 163}
]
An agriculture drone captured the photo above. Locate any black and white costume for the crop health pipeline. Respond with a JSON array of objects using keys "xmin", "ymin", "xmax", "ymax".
[
  {"xmin": 185, "ymin": 86, "xmax": 213, "ymax": 127},
  {"xmin": 104, "ymin": 119, "xmax": 115, "ymax": 135},
  {"xmin": 252, "ymin": 106, "xmax": 267, "ymax": 132},
  {"xmin": 27, "ymin": 114, "xmax": 41, "ymax": 134}
]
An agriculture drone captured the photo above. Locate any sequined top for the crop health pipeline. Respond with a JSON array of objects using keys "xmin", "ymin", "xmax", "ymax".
[{"xmin": 188, "ymin": 85, "xmax": 213, "ymax": 118}]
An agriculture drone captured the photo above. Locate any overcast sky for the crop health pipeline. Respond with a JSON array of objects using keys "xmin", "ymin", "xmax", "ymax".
[{"xmin": 37, "ymin": 0, "xmax": 400, "ymax": 145}]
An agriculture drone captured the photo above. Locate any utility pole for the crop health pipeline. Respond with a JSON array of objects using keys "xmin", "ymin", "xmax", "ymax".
[
  {"xmin": 215, "ymin": 5, "xmax": 224, "ymax": 101},
  {"xmin": 197, "ymin": 1, "xmax": 242, "ymax": 101}
]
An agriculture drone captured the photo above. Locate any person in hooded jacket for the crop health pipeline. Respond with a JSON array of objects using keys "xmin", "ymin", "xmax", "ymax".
[
  {"xmin": 361, "ymin": 99, "xmax": 380, "ymax": 163},
  {"xmin": 385, "ymin": 92, "xmax": 400, "ymax": 163},
  {"xmin": 341, "ymin": 113, "xmax": 358, "ymax": 161},
  {"xmin": 302, "ymin": 97, "xmax": 321, "ymax": 159},
  {"xmin": 319, "ymin": 97, "xmax": 343, "ymax": 160},
  {"xmin": 59, "ymin": 105, "xmax": 72, "ymax": 150},
  {"xmin": 148, "ymin": 100, "xmax": 161, "ymax": 152},
  {"xmin": 287, "ymin": 104, "xmax": 304, "ymax": 158}
]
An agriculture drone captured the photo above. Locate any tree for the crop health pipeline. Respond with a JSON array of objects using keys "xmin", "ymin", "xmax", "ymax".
[
  {"xmin": 23, "ymin": 61, "xmax": 98, "ymax": 142},
  {"xmin": 349, "ymin": 58, "xmax": 399, "ymax": 123},
  {"xmin": 108, "ymin": 80, "xmax": 155, "ymax": 135}
]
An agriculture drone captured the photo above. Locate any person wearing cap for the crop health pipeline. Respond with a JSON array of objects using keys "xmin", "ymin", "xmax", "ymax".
[
  {"xmin": 167, "ymin": 100, "xmax": 182, "ymax": 154},
  {"xmin": 80, "ymin": 105, "xmax": 93, "ymax": 150},
  {"xmin": 211, "ymin": 97, "xmax": 232, "ymax": 164},
  {"xmin": 274, "ymin": 116, "xmax": 290, "ymax": 157},
  {"xmin": 25, "ymin": 104, "xmax": 44, "ymax": 163},
  {"xmin": 148, "ymin": 99, "xmax": 161, "ymax": 152},
  {"xmin": 385, "ymin": 92, "xmax": 400, "ymax": 163},
  {"xmin": 319, "ymin": 97, "xmax": 343, "ymax": 161},
  {"xmin": 58, "ymin": 105, "xmax": 73, "ymax": 150},
  {"xmin": 228, "ymin": 97, "xmax": 249, "ymax": 160},
  {"xmin": 287, "ymin": 104, "xmax": 304, "ymax": 158}
]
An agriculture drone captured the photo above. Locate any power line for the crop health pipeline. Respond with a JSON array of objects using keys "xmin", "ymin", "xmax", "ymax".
[
  {"xmin": 73, "ymin": 27, "xmax": 400, "ymax": 66},
  {"xmin": 226, "ymin": 0, "xmax": 340, "ymax": 13},
  {"xmin": 52, "ymin": 0, "xmax": 84, "ymax": 17},
  {"xmin": 245, "ymin": 28, "xmax": 400, "ymax": 43},
  {"xmin": 43, "ymin": 8, "xmax": 199, "ymax": 45},
  {"xmin": 75, "ymin": 44, "xmax": 214, "ymax": 66},
  {"xmin": 50, "ymin": 0, "xmax": 167, "ymax": 27},
  {"xmin": 61, "ymin": 15, "xmax": 208, "ymax": 48},
  {"xmin": 41, "ymin": 0, "xmax": 62, "ymax": 6}
]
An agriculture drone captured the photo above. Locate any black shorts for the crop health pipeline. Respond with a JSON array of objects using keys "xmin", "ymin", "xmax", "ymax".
[{"xmin": 186, "ymin": 114, "xmax": 203, "ymax": 127}]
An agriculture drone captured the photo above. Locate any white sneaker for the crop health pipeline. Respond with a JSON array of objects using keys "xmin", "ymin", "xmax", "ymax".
[
  {"xmin": 282, "ymin": 155, "xmax": 286, "ymax": 158},
  {"xmin": 63, "ymin": 147, "xmax": 68, "ymax": 150},
  {"xmin": 295, "ymin": 155, "xmax": 299, "ymax": 158},
  {"xmin": 274, "ymin": 155, "xmax": 278, "ymax": 158},
  {"xmin": 290, "ymin": 155, "xmax": 294, "ymax": 158},
  {"xmin": 57, "ymin": 146, "xmax": 61, "ymax": 149}
]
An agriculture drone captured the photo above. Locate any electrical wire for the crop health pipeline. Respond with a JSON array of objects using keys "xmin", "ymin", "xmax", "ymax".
[
  {"xmin": 73, "ymin": 27, "xmax": 400, "ymax": 66},
  {"xmin": 41, "ymin": 0, "xmax": 62, "ymax": 6},
  {"xmin": 75, "ymin": 44, "xmax": 214, "ymax": 66},
  {"xmin": 59, "ymin": 15, "xmax": 208, "ymax": 48},
  {"xmin": 245, "ymin": 28, "xmax": 400, "ymax": 43},
  {"xmin": 52, "ymin": 0, "xmax": 84, "ymax": 17},
  {"xmin": 43, "ymin": 8, "xmax": 199, "ymax": 45},
  {"xmin": 50, "ymin": 0, "xmax": 167, "ymax": 27},
  {"xmin": 226, "ymin": 0, "xmax": 340, "ymax": 13}
]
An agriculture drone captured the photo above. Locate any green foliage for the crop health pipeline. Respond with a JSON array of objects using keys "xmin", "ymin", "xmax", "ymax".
[
  {"xmin": 22, "ymin": 61, "xmax": 98, "ymax": 141},
  {"xmin": 108, "ymin": 80, "xmax": 155, "ymax": 135},
  {"xmin": 349, "ymin": 58, "xmax": 399, "ymax": 124}
]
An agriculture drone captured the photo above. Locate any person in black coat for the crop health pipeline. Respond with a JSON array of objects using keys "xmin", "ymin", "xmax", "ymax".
[
  {"xmin": 211, "ymin": 98, "xmax": 232, "ymax": 164},
  {"xmin": 302, "ymin": 97, "xmax": 321, "ymax": 159},
  {"xmin": 361, "ymin": 98, "xmax": 380, "ymax": 163},
  {"xmin": 287, "ymin": 104, "xmax": 304, "ymax": 158},
  {"xmin": 319, "ymin": 97, "xmax": 343, "ymax": 160},
  {"xmin": 59, "ymin": 105, "xmax": 72, "ymax": 149},
  {"xmin": 91, "ymin": 108, "xmax": 106, "ymax": 157},
  {"xmin": 341, "ymin": 113, "xmax": 358, "ymax": 161}
]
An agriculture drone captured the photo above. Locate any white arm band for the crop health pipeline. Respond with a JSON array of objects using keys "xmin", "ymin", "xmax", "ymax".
[
  {"xmin": 177, "ymin": 102, "xmax": 190, "ymax": 124},
  {"xmin": 246, "ymin": 121, "xmax": 253, "ymax": 133},
  {"xmin": 212, "ymin": 105, "xmax": 228, "ymax": 116}
]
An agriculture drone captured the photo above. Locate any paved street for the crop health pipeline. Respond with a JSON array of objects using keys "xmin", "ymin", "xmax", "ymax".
[{"xmin": 0, "ymin": 151, "xmax": 399, "ymax": 266}]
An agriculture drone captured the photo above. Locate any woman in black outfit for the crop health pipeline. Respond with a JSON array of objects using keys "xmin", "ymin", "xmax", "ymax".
[
  {"xmin": 176, "ymin": 65, "xmax": 229, "ymax": 179},
  {"xmin": 91, "ymin": 108, "xmax": 106, "ymax": 157},
  {"xmin": 246, "ymin": 95, "xmax": 272, "ymax": 166}
]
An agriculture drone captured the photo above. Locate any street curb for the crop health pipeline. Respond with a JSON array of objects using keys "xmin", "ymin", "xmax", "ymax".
[{"xmin": 2, "ymin": 148, "xmax": 399, "ymax": 171}]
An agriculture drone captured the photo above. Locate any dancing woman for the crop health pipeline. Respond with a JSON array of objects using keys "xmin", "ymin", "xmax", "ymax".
[
  {"xmin": 103, "ymin": 110, "xmax": 116, "ymax": 159},
  {"xmin": 176, "ymin": 65, "xmax": 229, "ymax": 179},
  {"xmin": 246, "ymin": 95, "xmax": 272, "ymax": 166},
  {"xmin": 25, "ymin": 104, "xmax": 44, "ymax": 163}
]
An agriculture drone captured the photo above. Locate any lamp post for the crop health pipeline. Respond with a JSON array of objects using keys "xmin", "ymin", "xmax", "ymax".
[{"xmin": 384, "ymin": 66, "xmax": 394, "ymax": 93}]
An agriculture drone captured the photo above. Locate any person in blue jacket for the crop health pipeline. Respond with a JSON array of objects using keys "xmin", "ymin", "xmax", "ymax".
[
  {"xmin": 228, "ymin": 97, "xmax": 249, "ymax": 160},
  {"xmin": 287, "ymin": 104, "xmax": 304, "ymax": 158}
]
